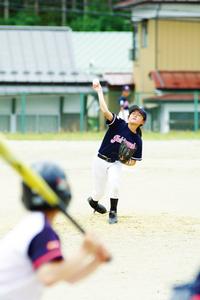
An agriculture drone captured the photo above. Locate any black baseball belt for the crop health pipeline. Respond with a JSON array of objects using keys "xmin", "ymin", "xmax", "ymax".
[{"xmin": 98, "ymin": 153, "xmax": 116, "ymax": 163}]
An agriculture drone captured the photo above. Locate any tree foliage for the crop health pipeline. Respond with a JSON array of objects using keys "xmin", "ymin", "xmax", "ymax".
[{"xmin": 0, "ymin": 0, "xmax": 131, "ymax": 31}]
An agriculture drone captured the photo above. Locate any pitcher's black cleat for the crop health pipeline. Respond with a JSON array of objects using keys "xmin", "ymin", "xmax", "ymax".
[
  {"xmin": 108, "ymin": 211, "xmax": 118, "ymax": 224},
  {"xmin": 87, "ymin": 197, "xmax": 107, "ymax": 214}
]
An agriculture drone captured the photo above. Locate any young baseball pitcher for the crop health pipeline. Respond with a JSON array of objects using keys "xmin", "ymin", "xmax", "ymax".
[
  {"xmin": 0, "ymin": 161, "xmax": 111, "ymax": 300},
  {"xmin": 87, "ymin": 79, "xmax": 147, "ymax": 224}
]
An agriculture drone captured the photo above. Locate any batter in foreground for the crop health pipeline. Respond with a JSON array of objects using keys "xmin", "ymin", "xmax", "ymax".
[{"xmin": 0, "ymin": 162, "xmax": 111, "ymax": 300}]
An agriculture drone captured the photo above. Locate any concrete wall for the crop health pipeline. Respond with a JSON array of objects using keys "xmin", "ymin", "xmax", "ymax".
[
  {"xmin": 0, "ymin": 94, "xmax": 82, "ymax": 132},
  {"xmin": 159, "ymin": 102, "xmax": 200, "ymax": 133}
]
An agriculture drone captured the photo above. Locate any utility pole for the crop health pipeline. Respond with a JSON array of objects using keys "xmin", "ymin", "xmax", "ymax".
[
  {"xmin": 72, "ymin": 0, "xmax": 77, "ymax": 9},
  {"xmin": 84, "ymin": 0, "xmax": 88, "ymax": 15},
  {"xmin": 34, "ymin": 0, "xmax": 39, "ymax": 16},
  {"xmin": 4, "ymin": 0, "xmax": 9, "ymax": 20},
  {"xmin": 61, "ymin": 0, "xmax": 67, "ymax": 26},
  {"xmin": 108, "ymin": 0, "xmax": 113, "ymax": 11},
  {"xmin": 24, "ymin": 0, "xmax": 28, "ymax": 9}
]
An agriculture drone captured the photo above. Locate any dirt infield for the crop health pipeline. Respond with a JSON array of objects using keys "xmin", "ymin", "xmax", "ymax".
[{"xmin": 1, "ymin": 140, "xmax": 200, "ymax": 300}]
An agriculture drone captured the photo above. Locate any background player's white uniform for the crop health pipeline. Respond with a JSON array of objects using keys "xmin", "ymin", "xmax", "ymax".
[{"xmin": 118, "ymin": 85, "xmax": 130, "ymax": 122}]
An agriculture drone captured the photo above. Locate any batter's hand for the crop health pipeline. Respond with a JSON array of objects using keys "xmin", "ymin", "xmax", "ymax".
[{"xmin": 82, "ymin": 233, "xmax": 111, "ymax": 263}]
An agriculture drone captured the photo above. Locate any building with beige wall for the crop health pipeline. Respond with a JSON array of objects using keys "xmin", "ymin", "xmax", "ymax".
[
  {"xmin": 115, "ymin": 0, "xmax": 200, "ymax": 132},
  {"xmin": 134, "ymin": 19, "xmax": 200, "ymax": 93}
]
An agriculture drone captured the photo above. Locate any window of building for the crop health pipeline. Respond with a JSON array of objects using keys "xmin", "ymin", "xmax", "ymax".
[
  {"xmin": 170, "ymin": 112, "xmax": 200, "ymax": 131},
  {"xmin": 141, "ymin": 20, "xmax": 148, "ymax": 48},
  {"xmin": 132, "ymin": 22, "xmax": 139, "ymax": 60}
]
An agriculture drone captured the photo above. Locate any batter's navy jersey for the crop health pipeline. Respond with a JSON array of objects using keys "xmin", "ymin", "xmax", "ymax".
[
  {"xmin": 98, "ymin": 114, "xmax": 142, "ymax": 162},
  {"xmin": 0, "ymin": 212, "xmax": 63, "ymax": 300}
]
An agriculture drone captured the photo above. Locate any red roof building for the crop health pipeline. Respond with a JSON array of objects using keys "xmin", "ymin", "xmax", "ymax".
[
  {"xmin": 114, "ymin": 0, "xmax": 200, "ymax": 132},
  {"xmin": 149, "ymin": 71, "xmax": 200, "ymax": 90},
  {"xmin": 144, "ymin": 71, "xmax": 200, "ymax": 132}
]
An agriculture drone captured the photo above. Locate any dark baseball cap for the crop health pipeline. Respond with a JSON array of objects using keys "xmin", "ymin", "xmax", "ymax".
[
  {"xmin": 122, "ymin": 85, "xmax": 130, "ymax": 91},
  {"xmin": 129, "ymin": 105, "xmax": 147, "ymax": 121}
]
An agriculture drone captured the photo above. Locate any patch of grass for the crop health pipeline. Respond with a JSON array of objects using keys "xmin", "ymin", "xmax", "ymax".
[
  {"xmin": 4, "ymin": 132, "xmax": 105, "ymax": 141},
  {"xmin": 3, "ymin": 130, "xmax": 200, "ymax": 141},
  {"xmin": 143, "ymin": 130, "xmax": 200, "ymax": 140}
]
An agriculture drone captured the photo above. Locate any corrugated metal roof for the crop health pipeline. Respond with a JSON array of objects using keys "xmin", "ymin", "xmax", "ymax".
[
  {"xmin": 72, "ymin": 32, "xmax": 133, "ymax": 74},
  {"xmin": 103, "ymin": 73, "xmax": 134, "ymax": 86},
  {"xmin": 115, "ymin": 1, "xmax": 200, "ymax": 21},
  {"xmin": 115, "ymin": 0, "xmax": 200, "ymax": 9},
  {"xmin": 0, "ymin": 85, "xmax": 108, "ymax": 95},
  {"xmin": 0, "ymin": 26, "xmax": 133, "ymax": 88},
  {"xmin": 0, "ymin": 26, "xmax": 94, "ymax": 84},
  {"xmin": 144, "ymin": 93, "xmax": 200, "ymax": 102},
  {"xmin": 150, "ymin": 71, "xmax": 200, "ymax": 90}
]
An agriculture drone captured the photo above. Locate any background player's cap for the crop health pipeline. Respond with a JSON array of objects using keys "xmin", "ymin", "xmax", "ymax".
[
  {"xmin": 129, "ymin": 105, "xmax": 147, "ymax": 121},
  {"xmin": 122, "ymin": 85, "xmax": 130, "ymax": 91}
]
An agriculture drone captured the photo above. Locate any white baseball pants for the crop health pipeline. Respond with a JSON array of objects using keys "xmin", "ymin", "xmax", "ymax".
[{"xmin": 91, "ymin": 156, "xmax": 123, "ymax": 201}]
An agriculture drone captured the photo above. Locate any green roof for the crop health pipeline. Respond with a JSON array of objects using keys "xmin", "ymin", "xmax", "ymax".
[{"xmin": 72, "ymin": 32, "xmax": 133, "ymax": 75}]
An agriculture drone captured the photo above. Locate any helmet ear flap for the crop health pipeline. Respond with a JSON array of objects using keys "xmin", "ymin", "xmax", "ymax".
[{"xmin": 55, "ymin": 179, "xmax": 71, "ymax": 208}]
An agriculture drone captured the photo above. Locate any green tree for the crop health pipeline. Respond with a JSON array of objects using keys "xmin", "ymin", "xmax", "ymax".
[{"xmin": 0, "ymin": 0, "xmax": 131, "ymax": 31}]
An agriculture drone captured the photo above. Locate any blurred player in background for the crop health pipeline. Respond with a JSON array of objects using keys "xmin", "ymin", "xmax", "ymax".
[
  {"xmin": 0, "ymin": 161, "xmax": 111, "ymax": 300},
  {"xmin": 118, "ymin": 85, "xmax": 131, "ymax": 122},
  {"xmin": 87, "ymin": 80, "xmax": 146, "ymax": 224}
]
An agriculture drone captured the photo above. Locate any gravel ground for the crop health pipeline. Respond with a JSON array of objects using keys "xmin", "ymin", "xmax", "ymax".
[{"xmin": 0, "ymin": 140, "xmax": 200, "ymax": 300}]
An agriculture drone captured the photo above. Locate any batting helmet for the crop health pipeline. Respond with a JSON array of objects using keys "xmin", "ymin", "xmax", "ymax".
[{"xmin": 22, "ymin": 161, "xmax": 71, "ymax": 211}]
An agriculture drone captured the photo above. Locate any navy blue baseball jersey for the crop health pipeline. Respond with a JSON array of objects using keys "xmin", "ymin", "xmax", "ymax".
[
  {"xmin": 28, "ymin": 216, "xmax": 63, "ymax": 269},
  {"xmin": 98, "ymin": 114, "xmax": 142, "ymax": 162},
  {"xmin": 118, "ymin": 96, "xmax": 129, "ymax": 110},
  {"xmin": 0, "ymin": 212, "xmax": 63, "ymax": 300}
]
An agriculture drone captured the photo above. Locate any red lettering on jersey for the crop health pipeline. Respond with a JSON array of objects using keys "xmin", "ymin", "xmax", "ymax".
[
  {"xmin": 191, "ymin": 295, "xmax": 200, "ymax": 300},
  {"xmin": 46, "ymin": 240, "xmax": 60, "ymax": 251}
]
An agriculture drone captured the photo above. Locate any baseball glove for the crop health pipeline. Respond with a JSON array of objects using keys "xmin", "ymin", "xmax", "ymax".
[{"xmin": 118, "ymin": 141, "xmax": 135, "ymax": 163}]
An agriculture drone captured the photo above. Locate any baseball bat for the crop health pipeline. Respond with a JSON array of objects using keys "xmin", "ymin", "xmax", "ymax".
[{"xmin": 0, "ymin": 134, "xmax": 85, "ymax": 234}]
